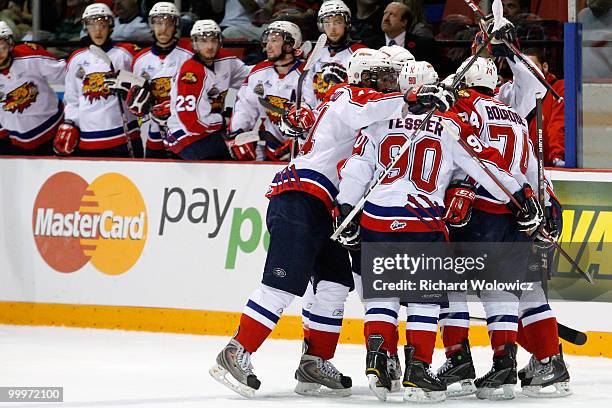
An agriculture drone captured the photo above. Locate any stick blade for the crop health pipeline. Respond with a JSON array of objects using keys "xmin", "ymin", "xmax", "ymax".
[
  {"xmin": 88, "ymin": 44, "xmax": 112, "ymax": 65},
  {"xmin": 304, "ymin": 34, "xmax": 327, "ymax": 72},
  {"xmin": 234, "ymin": 131, "xmax": 260, "ymax": 146}
]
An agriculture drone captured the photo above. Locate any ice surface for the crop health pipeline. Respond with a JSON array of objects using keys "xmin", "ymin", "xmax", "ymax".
[{"xmin": 1, "ymin": 325, "xmax": 611, "ymax": 407}]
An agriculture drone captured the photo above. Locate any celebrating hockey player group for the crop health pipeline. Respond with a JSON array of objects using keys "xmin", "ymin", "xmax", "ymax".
[{"xmin": 208, "ymin": 0, "xmax": 571, "ymax": 403}]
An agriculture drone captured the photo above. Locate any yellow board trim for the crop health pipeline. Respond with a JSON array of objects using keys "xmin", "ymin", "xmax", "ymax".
[{"xmin": 0, "ymin": 301, "xmax": 610, "ymax": 358}]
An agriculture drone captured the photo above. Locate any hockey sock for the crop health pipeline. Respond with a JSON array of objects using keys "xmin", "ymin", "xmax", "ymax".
[
  {"xmin": 516, "ymin": 320, "xmax": 533, "ymax": 354},
  {"xmin": 439, "ymin": 291, "xmax": 470, "ymax": 357},
  {"xmin": 521, "ymin": 308, "xmax": 560, "ymax": 360},
  {"xmin": 301, "ymin": 282, "xmax": 316, "ymax": 342},
  {"xmin": 364, "ymin": 299, "xmax": 400, "ymax": 355},
  {"xmin": 406, "ymin": 303, "xmax": 440, "ymax": 364},
  {"xmin": 481, "ymin": 290, "xmax": 518, "ymax": 357},
  {"xmin": 236, "ymin": 284, "xmax": 294, "ymax": 353},
  {"xmin": 306, "ymin": 280, "xmax": 349, "ymax": 360}
]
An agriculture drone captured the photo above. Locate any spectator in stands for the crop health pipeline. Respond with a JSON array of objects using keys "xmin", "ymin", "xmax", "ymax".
[
  {"xmin": 112, "ymin": 0, "xmax": 153, "ymax": 41},
  {"xmin": 213, "ymin": 0, "xmax": 269, "ymax": 41},
  {"xmin": 525, "ymin": 47, "xmax": 566, "ymax": 167},
  {"xmin": 0, "ymin": 0, "xmax": 31, "ymax": 39},
  {"xmin": 502, "ymin": 0, "xmax": 529, "ymax": 21},
  {"xmin": 380, "ymin": 2, "xmax": 438, "ymax": 65},
  {"xmin": 349, "ymin": 0, "xmax": 388, "ymax": 48},
  {"xmin": 579, "ymin": 0, "xmax": 612, "ymax": 79},
  {"xmin": 401, "ymin": 0, "xmax": 433, "ymax": 38}
]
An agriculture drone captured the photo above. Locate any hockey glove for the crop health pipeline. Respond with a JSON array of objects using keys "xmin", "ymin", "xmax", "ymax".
[
  {"xmin": 443, "ymin": 179, "xmax": 477, "ymax": 228},
  {"xmin": 280, "ymin": 103, "xmax": 316, "ymax": 140},
  {"xmin": 534, "ymin": 195, "xmax": 563, "ymax": 249},
  {"xmin": 150, "ymin": 100, "xmax": 171, "ymax": 127},
  {"xmin": 267, "ymin": 138, "xmax": 293, "ymax": 161},
  {"xmin": 332, "ymin": 201, "xmax": 361, "ymax": 250},
  {"xmin": 405, "ymin": 84, "xmax": 458, "ymax": 114},
  {"xmin": 53, "ymin": 120, "xmax": 79, "ymax": 156},
  {"xmin": 485, "ymin": 15, "xmax": 519, "ymax": 60},
  {"xmin": 104, "ymin": 69, "xmax": 145, "ymax": 100},
  {"xmin": 224, "ymin": 129, "xmax": 257, "ymax": 161},
  {"xmin": 321, "ymin": 62, "xmax": 348, "ymax": 87},
  {"xmin": 507, "ymin": 184, "xmax": 544, "ymax": 236},
  {"xmin": 126, "ymin": 83, "xmax": 155, "ymax": 117}
]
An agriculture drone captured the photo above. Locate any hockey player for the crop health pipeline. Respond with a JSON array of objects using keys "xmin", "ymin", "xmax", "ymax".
[
  {"xmin": 127, "ymin": 2, "xmax": 192, "ymax": 159},
  {"xmin": 311, "ymin": 0, "xmax": 367, "ymax": 103},
  {"xmin": 412, "ymin": 57, "xmax": 545, "ymax": 400},
  {"xmin": 158, "ymin": 19, "xmax": 251, "ymax": 160},
  {"xmin": 335, "ymin": 59, "xmax": 538, "ymax": 403},
  {"xmin": 228, "ymin": 21, "xmax": 316, "ymax": 161},
  {"xmin": 210, "ymin": 49, "xmax": 409, "ymax": 398},
  {"xmin": 0, "ymin": 21, "xmax": 65, "ymax": 156},
  {"xmin": 54, "ymin": 3, "xmax": 142, "ymax": 158}
]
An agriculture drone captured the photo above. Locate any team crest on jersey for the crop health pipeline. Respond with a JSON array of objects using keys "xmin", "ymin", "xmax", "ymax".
[
  {"xmin": 458, "ymin": 89, "xmax": 471, "ymax": 98},
  {"xmin": 254, "ymin": 83, "xmax": 264, "ymax": 97},
  {"xmin": 82, "ymin": 72, "xmax": 111, "ymax": 102},
  {"xmin": 313, "ymin": 71, "xmax": 329, "ymax": 100},
  {"xmin": 263, "ymin": 95, "xmax": 290, "ymax": 124},
  {"xmin": 151, "ymin": 77, "xmax": 171, "ymax": 103},
  {"xmin": 209, "ymin": 88, "xmax": 228, "ymax": 114},
  {"xmin": 2, "ymin": 81, "xmax": 38, "ymax": 113},
  {"xmin": 181, "ymin": 71, "xmax": 198, "ymax": 84},
  {"xmin": 24, "ymin": 42, "xmax": 40, "ymax": 51},
  {"xmin": 76, "ymin": 66, "xmax": 85, "ymax": 79}
]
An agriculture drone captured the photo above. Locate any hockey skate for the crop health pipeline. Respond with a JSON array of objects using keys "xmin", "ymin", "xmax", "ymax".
[
  {"xmin": 209, "ymin": 338, "xmax": 261, "ymax": 398},
  {"xmin": 436, "ymin": 339, "xmax": 476, "ymax": 397},
  {"xmin": 294, "ymin": 343, "xmax": 352, "ymax": 397},
  {"xmin": 402, "ymin": 345, "xmax": 447, "ymax": 403},
  {"xmin": 521, "ymin": 345, "xmax": 572, "ymax": 398},
  {"xmin": 475, "ymin": 343, "xmax": 517, "ymax": 400},
  {"xmin": 365, "ymin": 334, "xmax": 392, "ymax": 401}
]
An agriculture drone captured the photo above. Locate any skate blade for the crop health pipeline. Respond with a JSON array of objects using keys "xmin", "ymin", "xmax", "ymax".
[
  {"xmin": 476, "ymin": 384, "xmax": 515, "ymax": 400},
  {"xmin": 403, "ymin": 387, "xmax": 447, "ymax": 403},
  {"xmin": 209, "ymin": 364, "xmax": 255, "ymax": 398},
  {"xmin": 445, "ymin": 379, "xmax": 476, "ymax": 398},
  {"xmin": 294, "ymin": 381, "xmax": 351, "ymax": 397},
  {"xmin": 522, "ymin": 382, "xmax": 572, "ymax": 398},
  {"xmin": 367, "ymin": 374, "xmax": 388, "ymax": 402}
]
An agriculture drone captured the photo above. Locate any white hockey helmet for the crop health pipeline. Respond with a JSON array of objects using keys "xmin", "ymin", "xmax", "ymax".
[
  {"xmin": 457, "ymin": 56, "xmax": 498, "ymax": 91},
  {"xmin": 261, "ymin": 20, "xmax": 302, "ymax": 50},
  {"xmin": 379, "ymin": 44, "xmax": 415, "ymax": 73},
  {"xmin": 399, "ymin": 61, "xmax": 439, "ymax": 93},
  {"xmin": 82, "ymin": 3, "xmax": 114, "ymax": 28},
  {"xmin": 347, "ymin": 48, "xmax": 394, "ymax": 86},
  {"xmin": 149, "ymin": 2, "xmax": 180, "ymax": 25},
  {"xmin": 317, "ymin": 0, "xmax": 351, "ymax": 32},
  {"xmin": 191, "ymin": 19, "xmax": 222, "ymax": 38},
  {"xmin": 0, "ymin": 21, "xmax": 14, "ymax": 49}
]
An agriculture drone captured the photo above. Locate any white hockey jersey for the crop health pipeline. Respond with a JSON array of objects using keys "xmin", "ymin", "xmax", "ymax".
[
  {"xmin": 267, "ymin": 84, "xmax": 404, "ymax": 210},
  {"xmin": 0, "ymin": 44, "xmax": 65, "ymax": 148},
  {"xmin": 64, "ymin": 43, "xmax": 140, "ymax": 150},
  {"xmin": 336, "ymin": 111, "xmax": 522, "ymax": 233},
  {"xmin": 496, "ymin": 57, "xmax": 547, "ymax": 119},
  {"xmin": 166, "ymin": 49, "xmax": 251, "ymax": 154},
  {"xmin": 132, "ymin": 39, "xmax": 193, "ymax": 151},
  {"xmin": 229, "ymin": 59, "xmax": 316, "ymax": 160},
  {"xmin": 310, "ymin": 42, "xmax": 366, "ymax": 103},
  {"xmin": 451, "ymin": 89, "xmax": 538, "ymax": 214}
]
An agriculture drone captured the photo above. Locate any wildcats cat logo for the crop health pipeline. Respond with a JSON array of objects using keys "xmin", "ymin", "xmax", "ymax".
[
  {"xmin": 181, "ymin": 71, "xmax": 198, "ymax": 84},
  {"xmin": 151, "ymin": 77, "xmax": 171, "ymax": 103},
  {"xmin": 264, "ymin": 95, "xmax": 290, "ymax": 124},
  {"xmin": 2, "ymin": 81, "xmax": 38, "ymax": 113},
  {"xmin": 82, "ymin": 72, "xmax": 111, "ymax": 102}
]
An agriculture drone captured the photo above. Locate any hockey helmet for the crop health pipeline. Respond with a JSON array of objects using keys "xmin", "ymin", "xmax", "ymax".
[
  {"xmin": 82, "ymin": 3, "xmax": 115, "ymax": 28},
  {"xmin": 149, "ymin": 2, "xmax": 180, "ymax": 26},
  {"xmin": 399, "ymin": 61, "xmax": 439, "ymax": 93},
  {"xmin": 347, "ymin": 48, "xmax": 395, "ymax": 87},
  {"xmin": 0, "ymin": 21, "xmax": 14, "ymax": 50},
  {"xmin": 457, "ymin": 56, "xmax": 498, "ymax": 91},
  {"xmin": 379, "ymin": 44, "xmax": 415, "ymax": 73},
  {"xmin": 261, "ymin": 21, "xmax": 302, "ymax": 50},
  {"xmin": 317, "ymin": 0, "xmax": 351, "ymax": 32}
]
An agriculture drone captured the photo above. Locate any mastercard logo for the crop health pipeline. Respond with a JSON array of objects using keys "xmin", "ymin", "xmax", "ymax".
[{"xmin": 32, "ymin": 172, "xmax": 147, "ymax": 275}]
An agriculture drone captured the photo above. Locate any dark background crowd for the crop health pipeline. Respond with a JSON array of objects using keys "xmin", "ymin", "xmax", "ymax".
[{"xmin": 2, "ymin": 0, "xmax": 610, "ymax": 79}]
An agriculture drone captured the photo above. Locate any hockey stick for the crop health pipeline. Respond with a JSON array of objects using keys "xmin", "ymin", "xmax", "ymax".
[
  {"xmin": 534, "ymin": 92, "xmax": 551, "ymax": 285},
  {"xmin": 470, "ymin": 316, "xmax": 587, "ymax": 345},
  {"xmin": 89, "ymin": 45, "xmax": 135, "ymax": 158},
  {"xmin": 258, "ymin": 97, "xmax": 288, "ymax": 115},
  {"xmin": 463, "ymin": 0, "xmax": 562, "ymax": 101},
  {"xmin": 437, "ymin": 117, "xmax": 594, "ymax": 284},
  {"xmin": 331, "ymin": 34, "xmax": 495, "ymax": 241},
  {"xmin": 292, "ymin": 33, "xmax": 327, "ymax": 159},
  {"xmin": 234, "ymin": 129, "xmax": 283, "ymax": 146}
]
